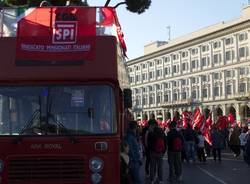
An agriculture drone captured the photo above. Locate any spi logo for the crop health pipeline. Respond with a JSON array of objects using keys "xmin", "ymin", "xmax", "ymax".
[{"xmin": 53, "ymin": 21, "xmax": 77, "ymax": 44}]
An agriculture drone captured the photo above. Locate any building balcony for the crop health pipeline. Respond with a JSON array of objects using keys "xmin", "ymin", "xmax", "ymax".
[
  {"xmin": 234, "ymin": 92, "xmax": 250, "ymax": 101},
  {"xmin": 161, "ymin": 98, "xmax": 201, "ymax": 108}
]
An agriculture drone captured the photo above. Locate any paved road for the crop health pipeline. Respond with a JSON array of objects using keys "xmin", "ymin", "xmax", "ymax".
[{"xmin": 141, "ymin": 151, "xmax": 250, "ymax": 184}]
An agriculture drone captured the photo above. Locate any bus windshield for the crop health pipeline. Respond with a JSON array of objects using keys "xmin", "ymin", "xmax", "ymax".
[{"xmin": 0, "ymin": 85, "xmax": 116, "ymax": 136}]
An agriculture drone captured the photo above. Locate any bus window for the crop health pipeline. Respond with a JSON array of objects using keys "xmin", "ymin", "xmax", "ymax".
[{"xmin": 0, "ymin": 85, "xmax": 116, "ymax": 136}]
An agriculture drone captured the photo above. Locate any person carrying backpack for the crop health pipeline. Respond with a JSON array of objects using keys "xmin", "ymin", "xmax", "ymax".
[
  {"xmin": 167, "ymin": 121, "xmax": 184, "ymax": 183},
  {"xmin": 244, "ymin": 124, "xmax": 250, "ymax": 166},
  {"xmin": 148, "ymin": 122, "xmax": 167, "ymax": 184}
]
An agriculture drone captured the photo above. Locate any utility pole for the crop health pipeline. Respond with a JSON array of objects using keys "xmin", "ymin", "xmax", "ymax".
[{"xmin": 167, "ymin": 26, "xmax": 171, "ymax": 41}]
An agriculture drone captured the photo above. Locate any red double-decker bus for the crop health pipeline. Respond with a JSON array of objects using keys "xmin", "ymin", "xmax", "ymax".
[{"xmin": 0, "ymin": 6, "xmax": 131, "ymax": 184}]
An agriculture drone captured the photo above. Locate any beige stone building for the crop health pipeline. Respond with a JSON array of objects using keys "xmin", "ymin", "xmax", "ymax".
[{"xmin": 127, "ymin": 6, "xmax": 250, "ymax": 124}]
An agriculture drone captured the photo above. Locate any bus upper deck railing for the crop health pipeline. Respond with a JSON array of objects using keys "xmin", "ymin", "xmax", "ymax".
[{"xmin": 0, "ymin": 7, "xmax": 121, "ymax": 38}]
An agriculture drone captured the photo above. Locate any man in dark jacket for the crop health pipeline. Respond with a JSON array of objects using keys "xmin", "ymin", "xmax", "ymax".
[
  {"xmin": 167, "ymin": 121, "xmax": 184, "ymax": 183},
  {"xmin": 211, "ymin": 127, "xmax": 223, "ymax": 162},
  {"xmin": 147, "ymin": 122, "xmax": 167, "ymax": 184},
  {"xmin": 183, "ymin": 123, "xmax": 198, "ymax": 162},
  {"xmin": 124, "ymin": 121, "xmax": 142, "ymax": 184}
]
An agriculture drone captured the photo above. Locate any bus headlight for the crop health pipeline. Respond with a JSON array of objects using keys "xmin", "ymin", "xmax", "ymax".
[
  {"xmin": 0, "ymin": 160, "xmax": 4, "ymax": 172},
  {"xmin": 91, "ymin": 173, "xmax": 102, "ymax": 184},
  {"xmin": 89, "ymin": 157, "xmax": 104, "ymax": 172}
]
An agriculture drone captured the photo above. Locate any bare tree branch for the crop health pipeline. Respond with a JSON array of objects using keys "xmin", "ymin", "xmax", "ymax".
[
  {"xmin": 104, "ymin": 0, "xmax": 111, "ymax": 7},
  {"xmin": 114, "ymin": 2, "xmax": 126, "ymax": 8}
]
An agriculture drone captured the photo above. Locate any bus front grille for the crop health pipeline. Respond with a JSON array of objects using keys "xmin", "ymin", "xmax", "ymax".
[{"xmin": 8, "ymin": 156, "xmax": 85, "ymax": 184}]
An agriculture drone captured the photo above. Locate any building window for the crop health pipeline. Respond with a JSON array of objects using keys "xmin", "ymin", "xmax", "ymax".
[
  {"xmin": 156, "ymin": 84, "xmax": 161, "ymax": 90},
  {"xmin": 225, "ymin": 37, "xmax": 233, "ymax": 45},
  {"xmin": 239, "ymin": 67, "xmax": 246, "ymax": 75},
  {"xmin": 149, "ymin": 71, "xmax": 154, "ymax": 79},
  {"xmin": 149, "ymin": 94, "xmax": 155, "ymax": 104},
  {"xmin": 202, "ymin": 88, "xmax": 208, "ymax": 98},
  {"xmin": 182, "ymin": 92, "xmax": 187, "ymax": 99},
  {"xmin": 239, "ymin": 32, "xmax": 248, "ymax": 41},
  {"xmin": 192, "ymin": 60, "xmax": 196, "ymax": 69},
  {"xmin": 182, "ymin": 62, "xmax": 188, "ymax": 71},
  {"xmin": 202, "ymin": 45, "xmax": 209, "ymax": 52},
  {"xmin": 149, "ymin": 86, "xmax": 153, "ymax": 91},
  {"xmin": 164, "ymin": 94, "xmax": 169, "ymax": 102},
  {"xmin": 191, "ymin": 90, "xmax": 196, "ymax": 99},
  {"xmin": 173, "ymin": 93, "xmax": 178, "ymax": 101},
  {"xmin": 135, "ymin": 96, "xmax": 140, "ymax": 106},
  {"xmin": 202, "ymin": 75, "xmax": 207, "ymax": 82},
  {"xmin": 214, "ymin": 86, "xmax": 219, "ymax": 96},
  {"xmin": 142, "ymin": 63, "xmax": 147, "ymax": 69},
  {"xmin": 225, "ymin": 50, "xmax": 235, "ymax": 61},
  {"xmin": 214, "ymin": 73, "xmax": 220, "ymax": 80},
  {"xmin": 213, "ymin": 53, "xmax": 221, "ymax": 64},
  {"xmin": 239, "ymin": 47, "xmax": 249, "ymax": 58},
  {"xmin": 164, "ymin": 83, "xmax": 168, "ymax": 88},
  {"xmin": 173, "ymin": 54, "xmax": 179, "ymax": 60},
  {"xmin": 129, "ymin": 76, "xmax": 134, "ymax": 83},
  {"xmin": 182, "ymin": 51, "xmax": 188, "ymax": 58},
  {"xmin": 173, "ymin": 65, "xmax": 179, "ymax": 73},
  {"xmin": 164, "ymin": 67, "xmax": 169, "ymax": 75},
  {"xmin": 191, "ymin": 77, "xmax": 196, "ymax": 83},
  {"xmin": 201, "ymin": 57, "xmax": 210, "ymax": 67},
  {"xmin": 181, "ymin": 79, "xmax": 186, "ymax": 85},
  {"xmin": 135, "ymin": 89, "xmax": 140, "ymax": 94},
  {"xmin": 173, "ymin": 81, "xmax": 177, "ymax": 87},
  {"xmin": 142, "ymin": 95, "xmax": 147, "ymax": 105},
  {"xmin": 156, "ymin": 59, "xmax": 162, "ymax": 65},
  {"xmin": 213, "ymin": 41, "xmax": 221, "ymax": 49},
  {"xmin": 142, "ymin": 73, "xmax": 147, "ymax": 80},
  {"xmin": 156, "ymin": 69, "xmax": 162, "ymax": 77},
  {"xmin": 191, "ymin": 48, "xmax": 198, "ymax": 55},
  {"xmin": 135, "ymin": 65, "xmax": 140, "ymax": 71},
  {"xmin": 226, "ymin": 70, "xmax": 232, "ymax": 78},
  {"xmin": 149, "ymin": 62, "xmax": 154, "ymax": 67},
  {"xmin": 239, "ymin": 83, "xmax": 246, "ymax": 93},
  {"xmin": 164, "ymin": 56, "xmax": 170, "ymax": 63},
  {"xmin": 226, "ymin": 85, "xmax": 232, "ymax": 95},
  {"xmin": 157, "ymin": 94, "xmax": 161, "ymax": 103},
  {"xmin": 135, "ymin": 75, "xmax": 140, "ymax": 82}
]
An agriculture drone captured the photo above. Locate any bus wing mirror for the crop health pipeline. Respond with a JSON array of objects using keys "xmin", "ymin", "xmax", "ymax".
[{"xmin": 123, "ymin": 88, "xmax": 132, "ymax": 108}]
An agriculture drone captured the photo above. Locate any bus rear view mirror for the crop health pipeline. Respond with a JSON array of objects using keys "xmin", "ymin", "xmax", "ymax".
[{"xmin": 123, "ymin": 88, "xmax": 132, "ymax": 108}]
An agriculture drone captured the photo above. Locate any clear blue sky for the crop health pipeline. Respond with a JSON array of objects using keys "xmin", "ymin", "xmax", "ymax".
[{"xmin": 90, "ymin": 0, "xmax": 248, "ymax": 59}]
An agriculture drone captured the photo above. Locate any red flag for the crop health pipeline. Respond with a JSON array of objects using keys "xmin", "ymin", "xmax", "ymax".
[
  {"xmin": 203, "ymin": 129, "xmax": 212, "ymax": 145},
  {"xmin": 182, "ymin": 111, "xmax": 193, "ymax": 128},
  {"xmin": 182, "ymin": 111, "xmax": 188, "ymax": 129},
  {"xmin": 216, "ymin": 116, "xmax": 228, "ymax": 129},
  {"xmin": 141, "ymin": 120, "xmax": 148, "ymax": 127},
  {"xmin": 202, "ymin": 113, "xmax": 213, "ymax": 145},
  {"xmin": 227, "ymin": 113, "xmax": 235, "ymax": 124},
  {"xmin": 164, "ymin": 119, "xmax": 171, "ymax": 128},
  {"xmin": 100, "ymin": 7, "xmax": 115, "ymax": 26},
  {"xmin": 205, "ymin": 113, "xmax": 213, "ymax": 127},
  {"xmin": 193, "ymin": 107, "xmax": 203, "ymax": 129}
]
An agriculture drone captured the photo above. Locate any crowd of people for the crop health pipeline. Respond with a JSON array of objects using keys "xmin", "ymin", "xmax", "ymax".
[{"xmin": 120, "ymin": 115, "xmax": 250, "ymax": 184}]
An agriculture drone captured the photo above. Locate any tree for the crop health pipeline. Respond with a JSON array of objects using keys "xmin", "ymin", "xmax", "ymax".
[{"xmin": 106, "ymin": 0, "xmax": 151, "ymax": 14}]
